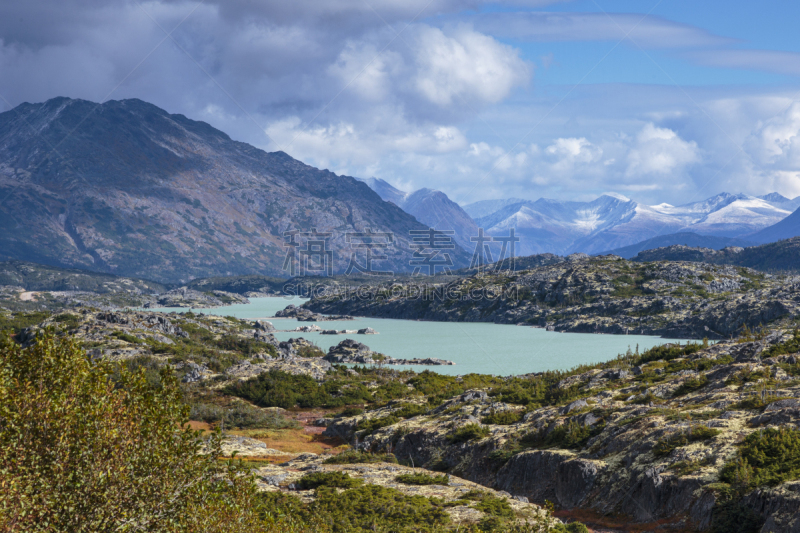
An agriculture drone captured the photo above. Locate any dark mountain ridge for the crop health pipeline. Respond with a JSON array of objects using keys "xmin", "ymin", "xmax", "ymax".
[{"xmin": 0, "ymin": 97, "xmax": 467, "ymax": 283}]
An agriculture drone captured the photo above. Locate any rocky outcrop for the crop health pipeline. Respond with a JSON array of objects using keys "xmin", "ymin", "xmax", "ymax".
[
  {"xmin": 324, "ymin": 339, "xmax": 454, "ymax": 366},
  {"xmin": 274, "ymin": 304, "xmax": 352, "ymax": 322},
  {"xmin": 322, "ymin": 334, "xmax": 800, "ymax": 531},
  {"xmin": 305, "ymin": 257, "xmax": 800, "ymax": 339},
  {"xmin": 146, "ymin": 287, "xmax": 249, "ymax": 308}
]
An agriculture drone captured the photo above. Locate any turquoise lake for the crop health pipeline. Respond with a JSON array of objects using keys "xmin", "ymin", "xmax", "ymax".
[{"xmin": 143, "ymin": 297, "xmax": 688, "ymax": 376}]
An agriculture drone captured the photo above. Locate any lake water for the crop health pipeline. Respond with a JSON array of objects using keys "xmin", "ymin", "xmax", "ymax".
[{"xmin": 143, "ymin": 297, "xmax": 688, "ymax": 376}]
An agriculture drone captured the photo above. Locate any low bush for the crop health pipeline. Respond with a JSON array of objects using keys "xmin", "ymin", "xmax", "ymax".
[
  {"xmin": 761, "ymin": 329, "xmax": 800, "ymax": 358},
  {"xmin": 332, "ymin": 407, "xmax": 364, "ymax": 418},
  {"xmin": 673, "ymin": 375, "xmax": 709, "ymax": 396},
  {"xmin": 189, "ymin": 401, "xmax": 299, "ymax": 430},
  {"xmin": 394, "ymin": 472, "xmax": 449, "ymax": 486},
  {"xmin": 653, "ymin": 425, "xmax": 720, "ymax": 458},
  {"xmin": 474, "ymin": 496, "xmax": 514, "ymax": 519},
  {"xmin": 393, "ymin": 402, "xmax": 428, "ymax": 418},
  {"xmin": 356, "ymin": 415, "xmax": 399, "ymax": 434},
  {"xmin": 311, "ymin": 484, "xmax": 450, "ymax": 532},
  {"xmin": 720, "ymin": 427, "xmax": 800, "ymax": 488},
  {"xmin": 297, "ymin": 471, "xmax": 364, "ymax": 490},
  {"xmin": 111, "ymin": 330, "xmax": 144, "ymax": 344},
  {"xmin": 447, "ymin": 423, "xmax": 490, "ymax": 443},
  {"xmin": 522, "ymin": 420, "xmax": 603, "ymax": 450},
  {"xmin": 481, "ymin": 409, "xmax": 523, "ymax": 425},
  {"xmin": 323, "ymin": 450, "xmax": 397, "ymax": 465}
]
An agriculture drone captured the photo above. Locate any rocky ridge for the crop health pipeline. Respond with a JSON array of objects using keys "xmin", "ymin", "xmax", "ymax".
[
  {"xmin": 306, "ymin": 256, "xmax": 800, "ymax": 339},
  {"xmin": 322, "ymin": 334, "xmax": 800, "ymax": 532}
]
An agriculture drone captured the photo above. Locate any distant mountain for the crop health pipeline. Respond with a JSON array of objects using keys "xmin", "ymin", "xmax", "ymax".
[
  {"xmin": 471, "ymin": 192, "xmax": 795, "ymax": 256},
  {"xmin": 630, "ymin": 237, "xmax": 800, "ymax": 272},
  {"xmin": 462, "ymin": 198, "xmax": 526, "ymax": 220},
  {"xmin": 358, "ymin": 178, "xmax": 478, "ymax": 251},
  {"xmin": 602, "ymin": 232, "xmax": 756, "ymax": 259},
  {"xmin": 747, "ymin": 205, "xmax": 800, "ymax": 243},
  {"xmin": 0, "ymin": 97, "xmax": 468, "ymax": 283}
]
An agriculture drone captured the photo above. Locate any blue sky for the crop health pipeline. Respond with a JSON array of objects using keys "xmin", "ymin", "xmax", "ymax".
[{"xmin": 1, "ymin": 0, "xmax": 799, "ymax": 205}]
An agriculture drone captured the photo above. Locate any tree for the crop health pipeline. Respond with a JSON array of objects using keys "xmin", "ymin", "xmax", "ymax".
[{"xmin": 0, "ymin": 332, "xmax": 304, "ymax": 532}]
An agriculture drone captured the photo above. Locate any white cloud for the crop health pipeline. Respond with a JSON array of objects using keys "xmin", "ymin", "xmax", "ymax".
[
  {"xmin": 412, "ymin": 25, "xmax": 530, "ymax": 106},
  {"xmin": 626, "ymin": 124, "xmax": 700, "ymax": 177}
]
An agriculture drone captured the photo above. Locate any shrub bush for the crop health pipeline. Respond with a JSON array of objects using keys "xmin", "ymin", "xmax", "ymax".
[
  {"xmin": 323, "ymin": 450, "xmax": 398, "ymax": 465},
  {"xmin": 481, "ymin": 409, "xmax": 523, "ymax": 425},
  {"xmin": 356, "ymin": 415, "xmax": 400, "ymax": 434},
  {"xmin": 447, "ymin": 423, "xmax": 490, "ymax": 443},
  {"xmin": 522, "ymin": 420, "xmax": 603, "ymax": 450},
  {"xmin": 653, "ymin": 425, "xmax": 721, "ymax": 458},
  {"xmin": 720, "ymin": 427, "xmax": 800, "ymax": 488},
  {"xmin": 0, "ymin": 332, "xmax": 289, "ymax": 532},
  {"xmin": 673, "ymin": 375, "xmax": 709, "ymax": 396},
  {"xmin": 189, "ymin": 401, "xmax": 299, "ymax": 430},
  {"xmin": 393, "ymin": 402, "xmax": 428, "ymax": 418},
  {"xmin": 395, "ymin": 472, "xmax": 449, "ymax": 485},
  {"xmin": 297, "ymin": 471, "xmax": 364, "ymax": 490}
]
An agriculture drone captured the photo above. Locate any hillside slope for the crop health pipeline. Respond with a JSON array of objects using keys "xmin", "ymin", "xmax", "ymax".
[{"xmin": 0, "ymin": 98, "xmax": 467, "ymax": 283}]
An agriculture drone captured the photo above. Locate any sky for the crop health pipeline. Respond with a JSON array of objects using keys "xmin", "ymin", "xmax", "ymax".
[{"xmin": 2, "ymin": 0, "xmax": 800, "ymax": 207}]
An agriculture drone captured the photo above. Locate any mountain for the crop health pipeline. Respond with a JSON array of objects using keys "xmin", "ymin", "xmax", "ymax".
[
  {"xmin": 462, "ymin": 198, "xmax": 526, "ymax": 219},
  {"xmin": 630, "ymin": 237, "xmax": 800, "ymax": 271},
  {"xmin": 747, "ymin": 205, "xmax": 800, "ymax": 243},
  {"xmin": 358, "ymin": 178, "xmax": 478, "ymax": 251},
  {"xmin": 473, "ymin": 195, "xmax": 639, "ymax": 256},
  {"xmin": 472, "ymin": 192, "xmax": 795, "ymax": 256},
  {"xmin": 0, "ymin": 97, "xmax": 469, "ymax": 283},
  {"xmin": 0, "ymin": 260, "xmax": 166, "ymax": 293},
  {"xmin": 601, "ymin": 232, "xmax": 756, "ymax": 259}
]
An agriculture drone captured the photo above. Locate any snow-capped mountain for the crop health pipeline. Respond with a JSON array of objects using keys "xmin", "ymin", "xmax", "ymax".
[
  {"xmin": 469, "ymin": 192, "xmax": 799, "ymax": 255},
  {"xmin": 462, "ymin": 198, "xmax": 526, "ymax": 219},
  {"xmin": 358, "ymin": 178, "xmax": 478, "ymax": 251}
]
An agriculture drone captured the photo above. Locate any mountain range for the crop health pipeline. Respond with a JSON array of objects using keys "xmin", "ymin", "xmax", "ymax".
[
  {"xmin": 0, "ymin": 97, "xmax": 469, "ymax": 283},
  {"xmin": 458, "ymin": 192, "xmax": 800, "ymax": 256},
  {"xmin": 357, "ymin": 178, "xmax": 478, "ymax": 251}
]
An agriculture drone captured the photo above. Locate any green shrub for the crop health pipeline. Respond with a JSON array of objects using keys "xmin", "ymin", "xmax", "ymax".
[
  {"xmin": 395, "ymin": 472, "xmax": 449, "ymax": 485},
  {"xmin": 225, "ymin": 369, "xmax": 373, "ymax": 409},
  {"xmin": 0, "ymin": 332, "xmax": 286, "ymax": 532},
  {"xmin": 720, "ymin": 427, "xmax": 800, "ymax": 488},
  {"xmin": 311, "ymin": 484, "xmax": 450, "ymax": 532},
  {"xmin": 297, "ymin": 471, "xmax": 364, "ymax": 490},
  {"xmin": 673, "ymin": 375, "xmax": 709, "ymax": 396},
  {"xmin": 111, "ymin": 330, "xmax": 144, "ymax": 344},
  {"xmin": 522, "ymin": 420, "xmax": 603, "ymax": 450},
  {"xmin": 356, "ymin": 415, "xmax": 399, "ymax": 434},
  {"xmin": 51, "ymin": 313, "xmax": 82, "ymax": 331},
  {"xmin": 189, "ymin": 401, "xmax": 299, "ymax": 430},
  {"xmin": 653, "ymin": 425, "xmax": 721, "ymax": 458},
  {"xmin": 474, "ymin": 496, "xmax": 514, "ymax": 519},
  {"xmin": 323, "ymin": 450, "xmax": 397, "ymax": 465},
  {"xmin": 447, "ymin": 423, "xmax": 490, "ymax": 443},
  {"xmin": 0, "ymin": 311, "xmax": 49, "ymax": 336},
  {"xmin": 481, "ymin": 409, "xmax": 522, "ymax": 425},
  {"xmin": 552, "ymin": 524, "xmax": 590, "ymax": 533},
  {"xmin": 393, "ymin": 402, "xmax": 428, "ymax": 418},
  {"xmin": 761, "ymin": 329, "xmax": 800, "ymax": 358}
]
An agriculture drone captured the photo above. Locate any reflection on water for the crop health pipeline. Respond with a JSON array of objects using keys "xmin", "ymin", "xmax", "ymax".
[{"xmin": 143, "ymin": 297, "xmax": 688, "ymax": 376}]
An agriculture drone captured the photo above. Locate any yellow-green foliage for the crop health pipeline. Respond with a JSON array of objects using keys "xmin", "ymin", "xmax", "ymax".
[
  {"xmin": 0, "ymin": 333, "xmax": 300, "ymax": 532},
  {"xmin": 297, "ymin": 471, "xmax": 364, "ymax": 490}
]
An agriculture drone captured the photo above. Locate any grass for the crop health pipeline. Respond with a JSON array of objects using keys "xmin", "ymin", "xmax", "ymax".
[{"xmin": 481, "ymin": 410, "xmax": 523, "ymax": 425}]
